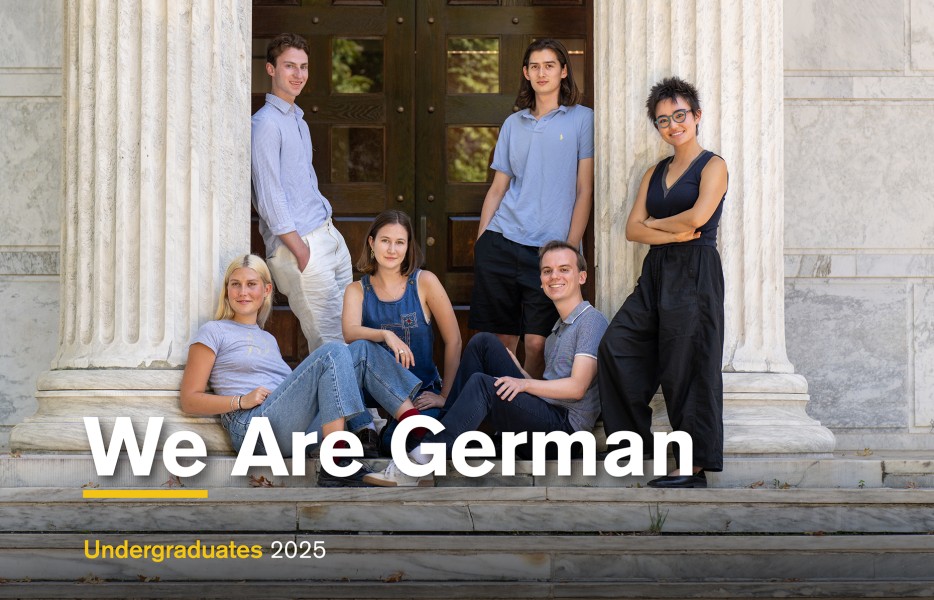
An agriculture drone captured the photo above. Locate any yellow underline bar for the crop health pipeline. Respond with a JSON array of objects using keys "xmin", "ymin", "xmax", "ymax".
[{"xmin": 82, "ymin": 489, "xmax": 209, "ymax": 499}]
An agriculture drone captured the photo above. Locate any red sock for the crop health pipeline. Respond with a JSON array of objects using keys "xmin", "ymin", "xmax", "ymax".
[
  {"xmin": 332, "ymin": 439, "xmax": 350, "ymax": 450},
  {"xmin": 399, "ymin": 408, "xmax": 428, "ymax": 439}
]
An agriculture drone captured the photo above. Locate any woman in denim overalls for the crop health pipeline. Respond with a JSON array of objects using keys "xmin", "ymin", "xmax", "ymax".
[{"xmin": 342, "ymin": 211, "xmax": 462, "ymax": 452}]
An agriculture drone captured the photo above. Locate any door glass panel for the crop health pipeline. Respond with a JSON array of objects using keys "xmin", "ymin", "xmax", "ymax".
[
  {"xmin": 331, "ymin": 126, "xmax": 385, "ymax": 182},
  {"xmin": 555, "ymin": 38, "xmax": 586, "ymax": 93},
  {"xmin": 446, "ymin": 126, "xmax": 499, "ymax": 183},
  {"xmin": 332, "ymin": 38, "xmax": 384, "ymax": 94},
  {"xmin": 447, "ymin": 38, "xmax": 500, "ymax": 94}
]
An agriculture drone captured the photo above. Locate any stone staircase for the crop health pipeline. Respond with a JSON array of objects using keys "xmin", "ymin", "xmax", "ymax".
[{"xmin": 1, "ymin": 455, "xmax": 933, "ymax": 598}]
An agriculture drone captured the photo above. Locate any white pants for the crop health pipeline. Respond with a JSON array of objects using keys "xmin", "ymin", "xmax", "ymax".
[{"xmin": 267, "ymin": 219, "xmax": 353, "ymax": 352}]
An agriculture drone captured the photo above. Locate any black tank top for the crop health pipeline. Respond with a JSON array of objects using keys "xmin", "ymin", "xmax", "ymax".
[{"xmin": 646, "ymin": 150, "xmax": 725, "ymax": 247}]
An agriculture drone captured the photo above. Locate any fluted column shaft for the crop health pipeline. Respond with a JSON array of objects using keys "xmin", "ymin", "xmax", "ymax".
[
  {"xmin": 594, "ymin": 0, "xmax": 834, "ymax": 455},
  {"xmin": 12, "ymin": 0, "xmax": 250, "ymax": 452},
  {"xmin": 57, "ymin": 1, "xmax": 249, "ymax": 369}
]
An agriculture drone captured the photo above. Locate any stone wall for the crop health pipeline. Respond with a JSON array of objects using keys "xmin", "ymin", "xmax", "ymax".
[
  {"xmin": 783, "ymin": 0, "xmax": 934, "ymax": 450},
  {"xmin": 0, "ymin": 1, "xmax": 932, "ymax": 453},
  {"xmin": 0, "ymin": 2, "xmax": 62, "ymax": 450}
]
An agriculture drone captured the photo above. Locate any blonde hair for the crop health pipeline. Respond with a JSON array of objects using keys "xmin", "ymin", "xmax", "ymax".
[{"xmin": 214, "ymin": 254, "xmax": 274, "ymax": 328}]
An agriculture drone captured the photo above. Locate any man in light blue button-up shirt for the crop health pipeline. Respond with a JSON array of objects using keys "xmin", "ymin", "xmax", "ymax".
[{"xmin": 251, "ymin": 33, "xmax": 352, "ymax": 352}]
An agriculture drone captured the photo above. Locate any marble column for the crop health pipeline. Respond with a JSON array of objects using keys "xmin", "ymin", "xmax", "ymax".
[
  {"xmin": 10, "ymin": 1, "xmax": 251, "ymax": 452},
  {"xmin": 594, "ymin": 0, "xmax": 835, "ymax": 455}
]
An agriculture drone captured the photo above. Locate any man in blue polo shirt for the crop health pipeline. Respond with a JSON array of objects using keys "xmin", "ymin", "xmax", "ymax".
[
  {"xmin": 251, "ymin": 33, "xmax": 352, "ymax": 352},
  {"xmin": 471, "ymin": 39, "xmax": 594, "ymax": 380},
  {"xmin": 365, "ymin": 241, "xmax": 609, "ymax": 486}
]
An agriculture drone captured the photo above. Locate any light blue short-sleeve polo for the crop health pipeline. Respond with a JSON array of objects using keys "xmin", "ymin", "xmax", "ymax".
[{"xmin": 487, "ymin": 103, "xmax": 594, "ymax": 248}]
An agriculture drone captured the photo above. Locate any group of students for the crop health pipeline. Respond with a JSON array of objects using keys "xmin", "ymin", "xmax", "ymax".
[{"xmin": 180, "ymin": 33, "xmax": 728, "ymax": 489}]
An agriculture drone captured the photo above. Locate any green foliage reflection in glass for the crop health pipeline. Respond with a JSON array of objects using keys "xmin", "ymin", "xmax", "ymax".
[
  {"xmin": 332, "ymin": 38, "xmax": 383, "ymax": 93},
  {"xmin": 447, "ymin": 38, "xmax": 499, "ymax": 94},
  {"xmin": 447, "ymin": 127, "xmax": 499, "ymax": 183}
]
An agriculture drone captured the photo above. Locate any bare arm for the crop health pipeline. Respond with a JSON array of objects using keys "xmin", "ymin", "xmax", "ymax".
[
  {"xmin": 566, "ymin": 157, "xmax": 594, "ymax": 248},
  {"xmin": 644, "ymin": 156, "xmax": 728, "ymax": 233},
  {"xmin": 625, "ymin": 167, "xmax": 702, "ymax": 245},
  {"xmin": 420, "ymin": 271, "xmax": 462, "ymax": 400},
  {"xmin": 179, "ymin": 343, "xmax": 270, "ymax": 415},
  {"xmin": 341, "ymin": 280, "xmax": 415, "ymax": 369},
  {"xmin": 477, "ymin": 171, "xmax": 512, "ymax": 238},
  {"xmin": 493, "ymin": 355, "xmax": 598, "ymax": 402},
  {"xmin": 506, "ymin": 348, "xmax": 532, "ymax": 379}
]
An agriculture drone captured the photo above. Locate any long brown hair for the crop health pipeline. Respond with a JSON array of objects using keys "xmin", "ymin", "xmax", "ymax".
[
  {"xmin": 515, "ymin": 38, "xmax": 582, "ymax": 111},
  {"xmin": 356, "ymin": 210, "xmax": 424, "ymax": 276}
]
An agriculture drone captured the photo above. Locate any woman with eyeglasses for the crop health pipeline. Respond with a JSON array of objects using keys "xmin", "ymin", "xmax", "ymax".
[
  {"xmin": 470, "ymin": 38, "xmax": 594, "ymax": 380},
  {"xmin": 597, "ymin": 76, "xmax": 728, "ymax": 488}
]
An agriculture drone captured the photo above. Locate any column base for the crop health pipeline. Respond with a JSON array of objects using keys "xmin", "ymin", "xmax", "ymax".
[
  {"xmin": 651, "ymin": 372, "xmax": 836, "ymax": 457},
  {"xmin": 9, "ymin": 370, "xmax": 233, "ymax": 454}
]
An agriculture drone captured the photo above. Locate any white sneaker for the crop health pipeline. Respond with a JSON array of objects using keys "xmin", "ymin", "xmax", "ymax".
[{"xmin": 362, "ymin": 460, "xmax": 434, "ymax": 487}]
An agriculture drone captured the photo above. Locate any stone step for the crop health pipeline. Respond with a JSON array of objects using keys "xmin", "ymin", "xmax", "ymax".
[
  {"xmin": 1, "ymin": 581, "xmax": 933, "ymax": 599},
  {"xmin": 5, "ymin": 452, "xmax": 929, "ymax": 489},
  {"xmin": 2, "ymin": 486, "xmax": 933, "ymax": 597},
  {"xmin": 1, "ymin": 487, "xmax": 933, "ymax": 535},
  {"xmin": 0, "ymin": 533, "xmax": 932, "ymax": 598}
]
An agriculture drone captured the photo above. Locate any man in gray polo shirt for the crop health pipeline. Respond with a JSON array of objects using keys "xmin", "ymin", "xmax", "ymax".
[{"xmin": 365, "ymin": 241, "xmax": 609, "ymax": 486}]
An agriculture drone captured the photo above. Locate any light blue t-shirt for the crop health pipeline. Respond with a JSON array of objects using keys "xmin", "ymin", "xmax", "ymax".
[
  {"xmin": 191, "ymin": 319, "xmax": 292, "ymax": 397},
  {"xmin": 487, "ymin": 104, "xmax": 594, "ymax": 247},
  {"xmin": 541, "ymin": 301, "xmax": 609, "ymax": 432}
]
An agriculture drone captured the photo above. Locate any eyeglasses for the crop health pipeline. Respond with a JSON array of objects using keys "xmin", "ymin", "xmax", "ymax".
[{"xmin": 654, "ymin": 109, "xmax": 691, "ymax": 129}]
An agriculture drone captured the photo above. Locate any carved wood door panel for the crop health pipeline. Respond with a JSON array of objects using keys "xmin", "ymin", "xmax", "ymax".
[{"xmin": 252, "ymin": 0, "xmax": 593, "ymax": 366}]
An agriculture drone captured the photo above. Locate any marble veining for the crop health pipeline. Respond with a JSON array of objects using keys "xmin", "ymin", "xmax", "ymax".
[
  {"xmin": 786, "ymin": 282, "xmax": 909, "ymax": 429},
  {"xmin": 913, "ymin": 284, "xmax": 934, "ymax": 428},
  {"xmin": 0, "ymin": 99, "xmax": 61, "ymax": 246},
  {"xmin": 0, "ymin": 250, "xmax": 59, "ymax": 276},
  {"xmin": 0, "ymin": 279, "xmax": 57, "ymax": 427},
  {"xmin": 784, "ymin": 0, "xmax": 904, "ymax": 71},
  {"xmin": 911, "ymin": 0, "xmax": 934, "ymax": 70},
  {"xmin": 0, "ymin": 0, "xmax": 63, "ymax": 68},
  {"xmin": 785, "ymin": 104, "xmax": 934, "ymax": 250}
]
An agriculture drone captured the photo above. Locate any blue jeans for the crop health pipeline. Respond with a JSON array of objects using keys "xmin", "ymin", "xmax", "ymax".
[
  {"xmin": 222, "ymin": 340, "xmax": 421, "ymax": 457},
  {"xmin": 428, "ymin": 333, "xmax": 573, "ymax": 458},
  {"xmin": 371, "ymin": 379, "xmax": 444, "ymax": 451},
  {"xmin": 307, "ymin": 340, "xmax": 423, "ymax": 443}
]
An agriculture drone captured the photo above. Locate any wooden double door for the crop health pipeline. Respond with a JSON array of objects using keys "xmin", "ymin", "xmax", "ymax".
[{"xmin": 252, "ymin": 0, "xmax": 593, "ymax": 364}]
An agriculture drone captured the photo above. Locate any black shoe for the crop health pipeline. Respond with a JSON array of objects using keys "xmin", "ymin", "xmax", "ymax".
[
  {"xmin": 316, "ymin": 456, "xmax": 374, "ymax": 487},
  {"xmin": 355, "ymin": 428, "xmax": 381, "ymax": 458},
  {"xmin": 647, "ymin": 469, "xmax": 707, "ymax": 488}
]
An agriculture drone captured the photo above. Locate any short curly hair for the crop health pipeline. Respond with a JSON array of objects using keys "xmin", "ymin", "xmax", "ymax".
[
  {"xmin": 645, "ymin": 76, "xmax": 701, "ymax": 127},
  {"xmin": 266, "ymin": 33, "xmax": 309, "ymax": 67}
]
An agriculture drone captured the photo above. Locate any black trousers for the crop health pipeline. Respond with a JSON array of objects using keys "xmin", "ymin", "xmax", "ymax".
[{"xmin": 598, "ymin": 245, "xmax": 724, "ymax": 471}]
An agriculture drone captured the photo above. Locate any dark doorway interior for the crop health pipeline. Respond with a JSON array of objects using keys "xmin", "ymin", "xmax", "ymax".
[{"xmin": 252, "ymin": 0, "xmax": 594, "ymax": 367}]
